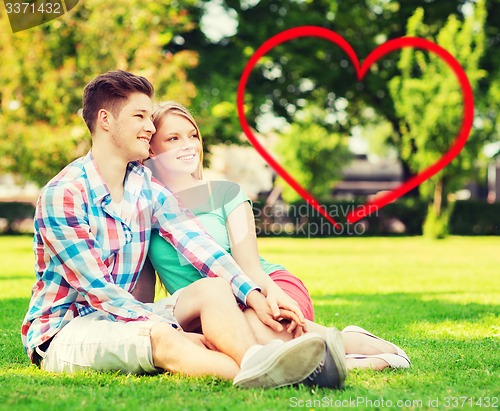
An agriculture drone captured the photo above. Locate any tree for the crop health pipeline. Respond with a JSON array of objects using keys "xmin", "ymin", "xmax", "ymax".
[
  {"xmin": 388, "ymin": 1, "xmax": 488, "ymax": 238},
  {"xmin": 274, "ymin": 107, "xmax": 351, "ymax": 203},
  {"xmin": 0, "ymin": 0, "xmax": 198, "ymax": 186}
]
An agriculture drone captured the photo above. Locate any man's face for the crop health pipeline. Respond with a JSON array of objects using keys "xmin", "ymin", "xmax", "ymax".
[{"xmin": 108, "ymin": 92, "xmax": 156, "ymax": 162}]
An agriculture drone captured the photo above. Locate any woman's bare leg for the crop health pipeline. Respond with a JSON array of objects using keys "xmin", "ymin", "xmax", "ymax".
[{"xmin": 173, "ymin": 278, "xmax": 261, "ymax": 365}]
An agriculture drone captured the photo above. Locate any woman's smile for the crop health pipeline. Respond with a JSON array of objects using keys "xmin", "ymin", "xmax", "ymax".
[{"xmin": 177, "ymin": 153, "xmax": 197, "ymax": 161}]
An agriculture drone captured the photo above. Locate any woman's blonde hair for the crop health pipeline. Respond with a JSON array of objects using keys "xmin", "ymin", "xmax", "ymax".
[{"xmin": 151, "ymin": 101, "xmax": 204, "ymax": 179}]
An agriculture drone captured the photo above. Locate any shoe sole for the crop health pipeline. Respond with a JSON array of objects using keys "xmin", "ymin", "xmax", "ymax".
[
  {"xmin": 326, "ymin": 328, "xmax": 348, "ymax": 387},
  {"xmin": 346, "ymin": 353, "xmax": 411, "ymax": 369},
  {"xmin": 233, "ymin": 333, "xmax": 326, "ymax": 389}
]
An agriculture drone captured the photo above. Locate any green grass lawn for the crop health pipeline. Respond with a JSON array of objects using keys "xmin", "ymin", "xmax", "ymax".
[{"xmin": 0, "ymin": 235, "xmax": 499, "ymax": 410}]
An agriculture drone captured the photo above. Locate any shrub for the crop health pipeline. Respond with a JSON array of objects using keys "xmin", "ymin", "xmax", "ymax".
[
  {"xmin": 254, "ymin": 198, "xmax": 499, "ymax": 237},
  {"xmin": 0, "ymin": 202, "xmax": 35, "ymax": 234}
]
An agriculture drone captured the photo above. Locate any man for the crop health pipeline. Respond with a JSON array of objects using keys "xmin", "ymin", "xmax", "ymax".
[{"xmin": 21, "ymin": 70, "xmax": 334, "ymax": 388}]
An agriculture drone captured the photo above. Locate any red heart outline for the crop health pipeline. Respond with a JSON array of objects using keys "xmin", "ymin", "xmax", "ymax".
[{"xmin": 237, "ymin": 26, "xmax": 474, "ymax": 227}]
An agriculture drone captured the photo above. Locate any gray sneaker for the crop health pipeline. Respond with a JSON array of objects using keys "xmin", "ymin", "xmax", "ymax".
[
  {"xmin": 302, "ymin": 327, "xmax": 347, "ymax": 389},
  {"xmin": 233, "ymin": 332, "xmax": 326, "ymax": 389}
]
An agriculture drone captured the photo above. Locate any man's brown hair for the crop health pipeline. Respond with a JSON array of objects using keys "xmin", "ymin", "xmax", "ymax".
[{"xmin": 82, "ymin": 70, "xmax": 154, "ymax": 134}]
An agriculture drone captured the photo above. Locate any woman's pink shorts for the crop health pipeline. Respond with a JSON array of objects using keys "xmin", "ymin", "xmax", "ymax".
[{"xmin": 269, "ymin": 270, "xmax": 314, "ymax": 321}]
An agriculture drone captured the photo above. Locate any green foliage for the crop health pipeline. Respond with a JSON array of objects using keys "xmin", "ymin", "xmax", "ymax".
[
  {"xmin": 274, "ymin": 108, "xmax": 351, "ymax": 202},
  {"xmin": 0, "ymin": 120, "xmax": 88, "ymax": 186},
  {"xmin": 0, "ymin": 0, "xmax": 199, "ymax": 186},
  {"xmin": 2, "ymin": 0, "xmax": 499, "ymax": 227},
  {"xmin": 388, "ymin": 0, "xmax": 488, "ymax": 238}
]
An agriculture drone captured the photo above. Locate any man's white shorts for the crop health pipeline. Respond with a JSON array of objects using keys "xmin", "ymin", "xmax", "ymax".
[{"xmin": 38, "ymin": 290, "xmax": 183, "ymax": 374}]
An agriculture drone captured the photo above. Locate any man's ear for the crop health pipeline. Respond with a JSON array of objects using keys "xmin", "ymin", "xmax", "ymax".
[
  {"xmin": 96, "ymin": 108, "xmax": 112, "ymax": 131},
  {"xmin": 149, "ymin": 147, "xmax": 156, "ymax": 158}
]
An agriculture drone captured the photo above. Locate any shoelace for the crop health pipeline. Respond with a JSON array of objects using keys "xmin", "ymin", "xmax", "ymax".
[{"xmin": 307, "ymin": 359, "xmax": 325, "ymax": 380}]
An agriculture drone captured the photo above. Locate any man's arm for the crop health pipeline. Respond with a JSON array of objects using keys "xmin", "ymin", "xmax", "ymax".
[
  {"xmin": 151, "ymin": 183, "xmax": 259, "ymax": 305},
  {"xmin": 38, "ymin": 184, "xmax": 163, "ymax": 322}
]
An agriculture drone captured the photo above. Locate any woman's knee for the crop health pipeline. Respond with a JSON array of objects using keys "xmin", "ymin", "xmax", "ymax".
[{"xmin": 189, "ymin": 278, "xmax": 233, "ymax": 301}]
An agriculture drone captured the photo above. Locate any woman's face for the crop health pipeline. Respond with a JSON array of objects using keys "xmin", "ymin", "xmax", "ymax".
[{"xmin": 149, "ymin": 113, "xmax": 202, "ymax": 176}]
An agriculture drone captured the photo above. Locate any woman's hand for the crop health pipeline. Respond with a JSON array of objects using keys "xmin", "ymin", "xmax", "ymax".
[
  {"xmin": 246, "ymin": 290, "xmax": 306, "ymax": 337},
  {"xmin": 265, "ymin": 282, "xmax": 306, "ymax": 334},
  {"xmin": 275, "ymin": 309, "xmax": 306, "ymax": 338},
  {"xmin": 246, "ymin": 290, "xmax": 286, "ymax": 333}
]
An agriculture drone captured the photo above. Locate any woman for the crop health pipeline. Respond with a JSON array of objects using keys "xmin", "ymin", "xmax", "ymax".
[{"xmin": 144, "ymin": 101, "xmax": 411, "ymax": 372}]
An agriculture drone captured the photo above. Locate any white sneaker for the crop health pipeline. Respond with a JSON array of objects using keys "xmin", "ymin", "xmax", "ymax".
[{"xmin": 233, "ymin": 333, "xmax": 325, "ymax": 389}]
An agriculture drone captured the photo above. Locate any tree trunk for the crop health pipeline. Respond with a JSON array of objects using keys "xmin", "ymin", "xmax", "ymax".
[
  {"xmin": 424, "ymin": 176, "xmax": 451, "ymax": 239},
  {"xmin": 433, "ymin": 177, "xmax": 443, "ymax": 217}
]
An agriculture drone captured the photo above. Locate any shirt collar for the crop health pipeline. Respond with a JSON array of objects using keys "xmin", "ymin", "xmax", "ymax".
[{"xmin": 83, "ymin": 150, "xmax": 145, "ymax": 206}]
